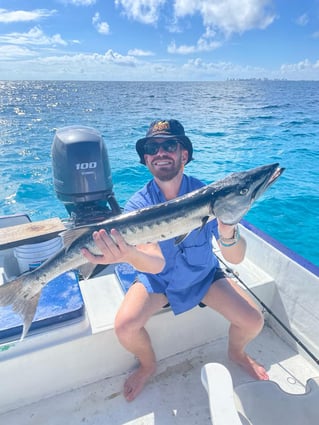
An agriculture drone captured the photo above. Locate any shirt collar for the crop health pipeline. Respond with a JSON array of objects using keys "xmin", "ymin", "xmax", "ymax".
[{"xmin": 150, "ymin": 175, "xmax": 187, "ymax": 203}]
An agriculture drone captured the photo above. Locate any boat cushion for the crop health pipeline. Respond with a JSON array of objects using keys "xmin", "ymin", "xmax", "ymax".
[
  {"xmin": 0, "ymin": 271, "xmax": 84, "ymax": 340},
  {"xmin": 115, "ymin": 263, "xmax": 153, "ymax": 292}
]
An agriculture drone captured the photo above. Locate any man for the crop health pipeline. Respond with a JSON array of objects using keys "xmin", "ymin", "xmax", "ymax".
[{"xmin": 82, "ymin": 119, "xmax": 269, "ymax": 402}]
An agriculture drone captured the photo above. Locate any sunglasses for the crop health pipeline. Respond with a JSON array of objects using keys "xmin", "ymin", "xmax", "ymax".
[{"xmin": 144, "ymin": 140, "xmax": 181, "ymax": 156}]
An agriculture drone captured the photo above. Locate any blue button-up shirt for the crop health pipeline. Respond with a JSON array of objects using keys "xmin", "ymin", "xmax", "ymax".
[{"xmin": 124, "ymin": 174, "xmax": 219, "ymax": 314}]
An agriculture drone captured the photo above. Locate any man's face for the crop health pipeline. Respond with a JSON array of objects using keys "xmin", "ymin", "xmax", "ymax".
[{"xmin": 144, "ymin": 139, "xmax": 188, "ymax": 181}]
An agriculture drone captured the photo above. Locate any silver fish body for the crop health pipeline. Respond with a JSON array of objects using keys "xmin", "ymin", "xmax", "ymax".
[{"xmin": 0, "ymin": 163, "xmax": 284, "ymax": 339}]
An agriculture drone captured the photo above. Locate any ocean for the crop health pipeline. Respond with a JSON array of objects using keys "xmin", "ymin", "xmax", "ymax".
[{"xmin": 0, "ymin": 80, "xmax": 318, "ymax": 267}]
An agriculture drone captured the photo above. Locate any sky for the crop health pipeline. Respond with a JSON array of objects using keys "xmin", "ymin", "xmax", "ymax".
[{"xmin": 0, "ymin": 0, "xmax": 319, "ymax": 81}]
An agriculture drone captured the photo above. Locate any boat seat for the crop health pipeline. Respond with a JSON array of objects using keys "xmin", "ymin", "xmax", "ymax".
[
  {"xmin": 0, "ymin": 214, "xmax": 84, "ymax": 341},
  {"xmin": 0, "ymin": 270, "xmax": 84, "ymax": 340},
  {"xmin": 201, "ymin": 363, "xmax": 319, "ymax": 425}
]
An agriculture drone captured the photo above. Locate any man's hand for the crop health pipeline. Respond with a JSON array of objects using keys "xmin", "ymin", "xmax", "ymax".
[
  {"xmin": 81, "ymin": 228, "xmax": 165, "ymax": 273},
  {"xmin": 81, "ymin": 228, "xmax": 132, "ymax": 265}
]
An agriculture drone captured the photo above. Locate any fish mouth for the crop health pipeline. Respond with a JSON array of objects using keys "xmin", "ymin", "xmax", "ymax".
[
  {"xmin": 265, "ymin": 166, "xmax": 285, "ymax": 189},
  {"xmin": 251, "ymin": 165, "xmax": 285, "ymax": 204}
]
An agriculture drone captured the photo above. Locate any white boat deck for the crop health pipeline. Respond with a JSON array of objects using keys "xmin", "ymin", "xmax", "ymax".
[
  {"xmin": 0, "ymin": 220, "xmax": 319, "ymax": 424},
  {"xmin": 1, "ymin": 325, "xmax": 318, "ymax": 425}
]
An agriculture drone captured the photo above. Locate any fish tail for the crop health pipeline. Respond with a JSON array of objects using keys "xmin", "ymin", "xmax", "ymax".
[
  {"xmin": 0, "ymin": 277, "xmax": 41, "ymax": 340},
  {"xmin": 0, "ymin": 277, "xmax": 24, "ymax": 307}
]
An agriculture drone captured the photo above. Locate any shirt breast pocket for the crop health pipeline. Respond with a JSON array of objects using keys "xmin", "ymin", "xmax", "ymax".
[{"xmin": 180, "ymin": 229, "xmax": 212, "ymax": 267}]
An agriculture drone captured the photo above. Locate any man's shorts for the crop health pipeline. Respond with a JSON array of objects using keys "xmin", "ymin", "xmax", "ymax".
[{"xmin": 163, "ymin": 267, "xmax": 227, "ymax": 309}]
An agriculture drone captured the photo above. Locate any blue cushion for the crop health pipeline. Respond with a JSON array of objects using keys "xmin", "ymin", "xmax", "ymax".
[
  {"xmin": 0, "ymin": 271, "xmax": 84, "ymax": 340},
  {"xmin": 115, "ymin": 263, "xmax": 154, "ymax": 293},
  {"xmin": 115, "ymin": 263, "xmax": 138, "ymax": 293}
]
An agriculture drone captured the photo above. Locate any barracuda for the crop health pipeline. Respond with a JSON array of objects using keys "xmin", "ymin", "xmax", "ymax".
[{"xmin": 0, "ymin": 163, "xmax": 284, "ymax": 339}]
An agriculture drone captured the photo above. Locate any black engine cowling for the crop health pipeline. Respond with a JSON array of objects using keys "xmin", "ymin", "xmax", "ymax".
[{"xmin": 52, "ymin": 125, "xmax": 121, "ymax": 224}]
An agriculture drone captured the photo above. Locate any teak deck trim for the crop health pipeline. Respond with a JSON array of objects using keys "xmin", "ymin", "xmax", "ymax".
[{"xmin": 0, "ymin": 218, "xmax": 66, "ymax": 250}]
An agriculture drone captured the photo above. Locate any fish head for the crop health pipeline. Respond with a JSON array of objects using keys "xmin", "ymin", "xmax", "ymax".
[{"xmin": 211, "ymin": 163, "xmax": 284, "ymax": 225}]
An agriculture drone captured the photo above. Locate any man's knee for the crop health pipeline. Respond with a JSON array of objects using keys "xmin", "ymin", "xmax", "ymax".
[{"xmin": 114, "ymin": 305, "xmax": 149, "ymax": 343}]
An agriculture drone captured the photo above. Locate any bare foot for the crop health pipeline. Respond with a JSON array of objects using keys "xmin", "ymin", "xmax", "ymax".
[
  {"xmin": 229, "ymin": 351, "xmax": 269, "ymax": 380},
  {"xmin": 123, "ymin": 364, "xmax": 156, "ymax": 402}
]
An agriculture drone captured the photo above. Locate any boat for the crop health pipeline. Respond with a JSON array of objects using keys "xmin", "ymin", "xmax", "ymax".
[{"xmin": 0, "ymin": 126, "xmax": 318, "ymax": 424}]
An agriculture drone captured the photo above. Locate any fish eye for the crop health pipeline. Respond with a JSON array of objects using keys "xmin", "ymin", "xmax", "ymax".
[{"xmin": 240, "ymin": 188, "xmax": 249, "ymax": 195}]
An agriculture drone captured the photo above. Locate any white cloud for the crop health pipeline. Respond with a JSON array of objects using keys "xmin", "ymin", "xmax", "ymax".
[
  {"xmin": 174, "ymin": 0, "xmax": 276, "ymax": 35},
  {"xmin": 102, "ymin": 49, "xmax": 137, "ymax": 65},
  {"xmin": 280, "ymin": 59, "xmax": 319, "ymax": 74},
  {"xmin": 115, "ymin": 0, "xmax": 166, "ymax": 24},
  {"xmin": 168, "ymin": 41, "xmax": 195, "ymax": 54},
  {"xmin": 30, "ymin": 50, "xmax": 137, "ymax": 68},
  {"xmin": 64, "ymin": 0, "xmax": 96, "ymax": 5},
  {"xmin": 296, "ymin": 13, "xmax": 309, "ymax": 26},
  {"xmin": 182, "ymin": 57, "xmax": 278, "ymax": 80},
  {"xmin": 92, "ymin": 12, "xmax": 110, "ymax": 35},
  {"xmin": 0, "ymin": 51, "xmax": 172, "ymax": 80},
  {"xmin": 116, "ymin": 1, "xmax": 276, "ymax": 56},
  {"xmin": 1, "ymin": 49, "xmax": 319, "ymax": 81},
  {"xmin": 0, "ymin": 45, "xmax": 37, "ymax": 60},
  {"xmin": 0, "ymin": 49, "xmax": 138, "ymax": 79},
  {"xmin": 128, "ymin": 48, "xmax": 155, "ymax": 56},
  {"xmin": 0, "ymin": 8, "xmax": 56, "ymax": 23},
  {"xmin": 0, "ymin": 27, "xmax": 67, "ymax": 46},
  {"xmin": 168, "ymin": 26, "xmax": 221, "ymax": 54},
  {"xmin": 168, "ymin": 39, "xmax": 221, "ymax": 54},
  {"xmin": 115, "ymin": 0, "xmax": 276, "ymax": 34}
]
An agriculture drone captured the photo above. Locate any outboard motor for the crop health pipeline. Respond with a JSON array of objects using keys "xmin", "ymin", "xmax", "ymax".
[{"xmin": 52, "ymin": 125, "xmax": 121, "ymax": 226}]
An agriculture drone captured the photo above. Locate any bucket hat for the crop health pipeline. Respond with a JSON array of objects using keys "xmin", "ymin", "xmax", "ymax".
[{"xmin": 136, "ymin": 119, "xmax": 194, "ymax": 165}]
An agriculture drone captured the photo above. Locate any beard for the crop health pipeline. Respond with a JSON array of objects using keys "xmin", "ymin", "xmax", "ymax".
[{"xmin": 147, "ymin": 155, "xmax": 183, "ymax": 181}]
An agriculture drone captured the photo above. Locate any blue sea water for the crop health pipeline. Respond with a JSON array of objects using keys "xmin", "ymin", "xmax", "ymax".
[{"xmin": 0, "ymin": 80, "xmax": 318, "ymax": 266}]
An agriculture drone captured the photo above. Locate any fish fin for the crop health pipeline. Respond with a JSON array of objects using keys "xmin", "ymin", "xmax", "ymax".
[
  {"xmin": 174, "ymin": 233, "xmax": 189, "ymax": 244},
  {"xmin": 61, "ymin": 227, "xmax": 91, "ymax": 251},
  {"xmin": 0, "ymin": 276, "xmax": 42, "ymax": 340},
  {"xmin": 13, "ymin": 292, "xmax": 41, "ymax": 340},
  {"xmin": 174, "ymin": 216, "xmax": 210, "ymax": 245},
  {"xmin": 78, "ymin": 263, "xmax": 99, "ymax": 280},
  {"xmin": 0, "ymin": 277, "xmax": 24, "ymax": 307},
  {"xmin": 201, "ymin": 216, "xmax": 209, "ymax": 229}
]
